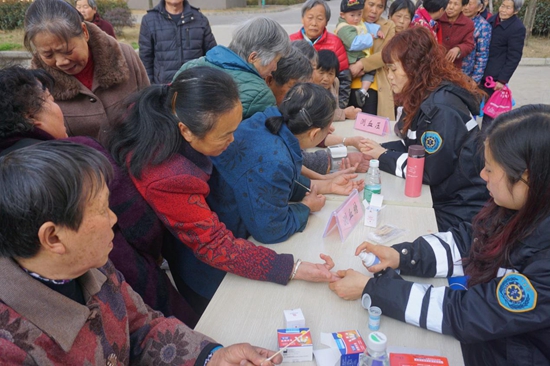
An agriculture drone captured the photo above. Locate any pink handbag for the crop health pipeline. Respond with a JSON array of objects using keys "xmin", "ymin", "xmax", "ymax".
[{"xmin": 482, "ymin": 76, "xmax": 513, "ymax": 119}]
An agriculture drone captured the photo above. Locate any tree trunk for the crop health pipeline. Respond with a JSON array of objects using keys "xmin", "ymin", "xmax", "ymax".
[
  {"xmin": 523, "ymin": 0, "xmax": 538, "ymax": 44},
  {"xmin": 489, "ymin": 0, "xmax": 493, "ymax": 13}
]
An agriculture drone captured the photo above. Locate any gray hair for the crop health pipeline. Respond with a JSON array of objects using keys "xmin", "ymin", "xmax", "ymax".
[
  {"xmin": 301, "ymin": 0, "xmax": 332, "ymax": 22},
  {"xmin": 291, "ymin": 40, "xmax": 319, "ymax": 66},
  {"xmin": 510, "ymin": 0, "xmax": 524, "ymax": 11},
  {"xmin": 228, "ymin": 17, "xmax": 291, "ymax": 66},
  {"xmin": 75, "ymin": 0, "xmax": 98, "ymax": 9},
  {"xmin": 272, "ymin": 48, "xmax": 313, "ymax": 86},
  {"xmin": 24, "ymin": 0, "xmax": 85, "ymax": 52}
]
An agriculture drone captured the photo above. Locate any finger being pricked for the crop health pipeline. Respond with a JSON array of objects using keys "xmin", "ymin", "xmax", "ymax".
[{"xmin": 320, "ymin": 253, "xmax": 335, "ymax": 269}]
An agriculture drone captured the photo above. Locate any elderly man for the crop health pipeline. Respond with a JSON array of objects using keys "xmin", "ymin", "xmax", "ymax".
[
  {"xmin": 0, "ymin": 141, "xmax": 282, "ymax": 366},
  {"xmin": 75, "ymin": 0, "xmax": 116, "ymax": 38},
  {"xmin": 139, "ymin": 0, "xmax": 217, "ymax": 84}
]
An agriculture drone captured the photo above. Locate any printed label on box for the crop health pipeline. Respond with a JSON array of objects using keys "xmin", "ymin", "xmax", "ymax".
[{"xmin": 390, "ymin": 353, "xmax": 449, "ymax": 366}]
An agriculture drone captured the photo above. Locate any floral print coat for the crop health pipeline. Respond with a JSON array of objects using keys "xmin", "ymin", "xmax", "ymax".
[{"xmin": 0, "ymin": 257, "xmax": 217, "ymax": 365}]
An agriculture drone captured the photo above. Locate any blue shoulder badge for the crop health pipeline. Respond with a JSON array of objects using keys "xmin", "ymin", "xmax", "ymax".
[
  {"xmin": 496, "ymin": 273, "xmax": 537, "ymax": 312},
  {"xmin": 420, "ymin": 131, "xmax": 442, "ymax": 154}
]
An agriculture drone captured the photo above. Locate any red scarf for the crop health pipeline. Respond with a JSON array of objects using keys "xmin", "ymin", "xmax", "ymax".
[{"xmin": 74, "ymin": 49, "xmax": 95, "ymax": 91}]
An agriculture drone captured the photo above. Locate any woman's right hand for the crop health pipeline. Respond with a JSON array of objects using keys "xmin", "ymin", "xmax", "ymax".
[
  {"xmin": 344, "ymin": 106, "xmax": 362, "ymax": 120},
  {"xmin": 355, "ymin": 241, "xmax": 400, "ymax": 273},
  {"xmin": 301, "ymin": 185, "xmax": 326, "ymax": 212}
]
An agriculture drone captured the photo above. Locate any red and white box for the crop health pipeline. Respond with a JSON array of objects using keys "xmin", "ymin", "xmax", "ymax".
[
  {"xmin": 390, "ymin": 353, "xmax": 450, "ymax": 366},
  {"xmin": 277, "ymin": 328, "xmax": 313, "ymax": 362}
]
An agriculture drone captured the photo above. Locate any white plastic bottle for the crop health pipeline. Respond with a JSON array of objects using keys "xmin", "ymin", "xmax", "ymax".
[
  {"xmin": 364, "ymin": 159, "xmax": 381, "ymax": 203},
  {"xmin": 361, "ymin": 331, "xmax": 389, "ymax": 366},
  {"xmin": 358, "ymin": 251, "xmax": 380, "ymax": 268}
]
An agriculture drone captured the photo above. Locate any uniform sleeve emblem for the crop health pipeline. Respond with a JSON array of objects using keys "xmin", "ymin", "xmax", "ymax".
[
  {"xmin": 420, "ymin": 131, "xmax": 442, "ymax": 154},
  {"xmin": 496, "ymin": 273, "xmax": 537, "ymax": 312}
]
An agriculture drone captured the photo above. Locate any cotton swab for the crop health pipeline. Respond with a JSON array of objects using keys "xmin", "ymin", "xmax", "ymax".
[{"xmin": 264, "ymin": 334, "xmax": 304, "ymax": 363}]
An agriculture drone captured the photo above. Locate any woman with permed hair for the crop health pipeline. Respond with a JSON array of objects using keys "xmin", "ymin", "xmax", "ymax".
[{"xmin": 360, "ymin": 26, "xmax": 489, "ymax": 231}]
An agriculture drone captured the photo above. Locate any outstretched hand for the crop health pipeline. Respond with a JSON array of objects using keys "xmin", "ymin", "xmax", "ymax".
[
  {"xmin": 209, "ymin": 343, "xmax": 282, "ymax": 366},
  {"xmin": 295, "ymin": 253, "xmax": 341, "ymax": 282},
  {"xmin": 329, "ymin": 173, "xmax": 365, "ymax": 195},
  {"xmin": 328, "ymin": 269, "xmax": 369, "ymax": 300}
]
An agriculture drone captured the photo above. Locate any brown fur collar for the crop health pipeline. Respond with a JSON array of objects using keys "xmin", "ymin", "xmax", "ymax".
[{"xmin": 31, "ymin": 22, "xmax": 130, "ymax": 101}]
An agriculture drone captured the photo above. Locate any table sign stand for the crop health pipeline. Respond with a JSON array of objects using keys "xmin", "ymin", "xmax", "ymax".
[
  {"xmin": 322, "ymin": 189, "xmax": 364, "ymax": 242},
  {"xmin": 354, "ymin": 112, "xmax": 390, "ymax": 135}
]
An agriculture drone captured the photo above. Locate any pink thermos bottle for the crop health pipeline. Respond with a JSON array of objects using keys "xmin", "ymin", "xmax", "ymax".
[{"xmin": 405, "ymin": 145, "xmax": 425, "ymax": 197}]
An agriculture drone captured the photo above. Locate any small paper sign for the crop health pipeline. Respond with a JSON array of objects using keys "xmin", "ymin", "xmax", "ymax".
[
  {"xmin": 323, "ymin": 189, "xmax": 364, "ymax": 242},
  {"xmin": 354, "ymin": 112, "xmax": 390, "ymax": 135}
]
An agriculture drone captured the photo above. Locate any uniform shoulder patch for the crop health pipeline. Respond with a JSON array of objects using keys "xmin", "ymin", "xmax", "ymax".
[
  {"xmin": 420, "ymin": 131, "xmax": 442, "ymax": 154},
  {"xmin": 496, "ymin": 273, "xmax": 537, "ymax": 313}
]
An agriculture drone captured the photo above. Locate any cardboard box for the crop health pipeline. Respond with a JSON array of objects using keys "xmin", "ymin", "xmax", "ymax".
[
  {"xmin": 390, "ymin": 353, "xmax": 449, "ymax": 366},
  {"xmin": 284, "ymin": 308, "xmax": 306, "ymax": 329},
  {"xmin": 277, "ymin": 328, "xmax": 313, "ymax": 362},
  {"xmin": 363, "ymin": 194, "xmax": 384, "ymax": 228},
  {"xmin": 313, "ymin": 330, "xmax": 367, "ymax": 366}
]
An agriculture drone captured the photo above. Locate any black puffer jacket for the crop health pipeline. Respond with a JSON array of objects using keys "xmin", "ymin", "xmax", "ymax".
[
  {"xmin": 139, "ymin": 0, "xmax": 217, "ymax": 84},
  {"xmin": 379, "ymin": 82, "xmax": 488, "ymax": 231}
]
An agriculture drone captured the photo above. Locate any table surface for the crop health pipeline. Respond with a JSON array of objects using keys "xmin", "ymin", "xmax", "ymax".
[
  {"xmin": 320, "ymin": 119, "xmax": 433, "ymax": 208},
  {"xmin": 195, "ymin": 200, "xmax": 465, "ymax": 365}
]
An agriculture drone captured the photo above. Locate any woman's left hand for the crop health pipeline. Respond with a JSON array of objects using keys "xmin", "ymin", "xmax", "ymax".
[
  {"xmin": 349, "ymin": 61, "xmax": 365, "ymax": 78},
  {"xmin": 329, "ymin": 173, "xmax": 365, "ymax": 195},
  {"xmin": 328, "ymin": 269, "xmax": 370, "ymax": 300},
  {"xmin": 445, "ymin": 47, "xmax": 461, "ymax": 63},
  {"xmin": 294, "ymin": 254, "xmax": 341, "ymax": 282},
  {"xmin": 360, "ymin": 139, "xmax": 386, "ymax": 160}
]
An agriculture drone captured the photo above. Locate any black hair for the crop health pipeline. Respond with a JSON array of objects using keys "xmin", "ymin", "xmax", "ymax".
[
  {"xmin": 422, "ymin": 0, "xmax": 450, "ymax": 12},
  {"xmin": 0, "ymin": 141, "xmax": 113, "ymax": 258},
  {"xmin": 266, "ymin": 83, "xmax": 336, "ymax": 136},
  {"xmin": 389, "ymin": 0, "xmax": 416, "ymax": 18},
  {"xmin": 317, "ymin": 49, "xmax": 340, "ymax": 73},
  {"xmin": 0, "ymin": 66, "xmax": 55, "ymax": 138},
  {"xmin": 106, "ymin": 66, "xmax": 240, "ymax": 179},
  {"xmin": 272, "ymin": 48, "xmax": 313, "ymax": 86}
]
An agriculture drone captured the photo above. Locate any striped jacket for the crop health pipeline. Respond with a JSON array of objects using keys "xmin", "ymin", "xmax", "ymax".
[{"xmin": 362, "ymin": 215, "xmax": 550, "ymax": 365}]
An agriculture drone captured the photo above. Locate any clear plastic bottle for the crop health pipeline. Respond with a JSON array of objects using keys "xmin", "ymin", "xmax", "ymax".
[
  {"xmin": 364, "ymin": 159, "xmax": 381, "ymax": 203},
  {"xmin": 361, "ymin": 331, "xmax": 389, "ymax": 366},
  {"xmin": 358, "ymin": 251, "xmax": 380, "ymax": 268}
]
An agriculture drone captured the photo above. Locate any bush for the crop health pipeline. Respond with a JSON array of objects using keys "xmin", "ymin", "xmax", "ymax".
[
  {"xmin": 519, "ymin": 0, "xmax": 550, "ymax": 36},
  {"xmin": 103, "ymin": 7, "xmax": 135, "ymax": 36},
  {"xmin": 0, "ymin": 0, "xmax": 31, "ymax": 31}
]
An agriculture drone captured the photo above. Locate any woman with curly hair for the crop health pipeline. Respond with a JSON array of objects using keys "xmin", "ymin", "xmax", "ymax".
[
  {"xmin": 361, "ymin": 26, "xmax": 488, "ymax": 230},
  {"xmin": 330, "ymin": 104, "xmax": 550, "ymax": 365}
]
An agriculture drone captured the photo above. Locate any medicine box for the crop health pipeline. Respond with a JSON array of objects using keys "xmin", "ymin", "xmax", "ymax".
[
  {"xmin": 284, "ymin": 308, "xmax": 306, "ymax": 329},
  {"xmin": 332, "ymin": 330, "xmax": 367, "ymax": 366},
  {"xmin": 277, "ymin": 328, "xmax": 313, "ymax": 362},
  {"xmin": 364, "ymin": 194, "xmax": 384, "ymax": 228},
  {"xmin": 389, "ymin": 353, "xmax": 450, "ymax": 366}
]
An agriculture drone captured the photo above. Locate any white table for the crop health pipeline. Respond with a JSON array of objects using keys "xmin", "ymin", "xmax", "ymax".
[{"xmin": 195, "ymin": 201, "xmax": 464, "ymax": 365}]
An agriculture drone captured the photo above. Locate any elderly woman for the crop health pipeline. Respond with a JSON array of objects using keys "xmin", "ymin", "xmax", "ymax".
[
  {"xmin": 0, "ymin": 141, "xmax": 283, "ymax": 365},
  {"xmin": 348, "ymin": 0, "xmax": 396, "ymax": 119},
  {"xmin": 289, "ymin": 0, "xmax": 351, "ymax": 109},
  {"xmin": 106, "ymin": 67, "xmax": 338, "ymax": 315},
  {"xmin": 389, "ymin": 0, "xmax": 415, "ymax": 33},
  {"xmin": 24, "ymin": 0, "xmax": 149, "ymax": 138},
  {"xmin": 481, "ymin": 0, "xmax": 525, "ymax": 126},
  {"xmin": 75, "ymin": 0, "xmax": 115, "ymax": 38},
  {"xmin": 175, "ymin": 16, "xmax": 289, "ymax": 119},
  {"xmin": 361, "ymin": 27, "xmax": 489, "ymax": 231},
  {"xmin": 461, "ymin": 0, "xmax": 492, "ymax": 83},
  {"xmin": 0, "ymin": 65, "xmax": 198, "ymax": 326},
  {"xmin": 439, "ymin": 0, "xmax": 475, "ymax": 68}
]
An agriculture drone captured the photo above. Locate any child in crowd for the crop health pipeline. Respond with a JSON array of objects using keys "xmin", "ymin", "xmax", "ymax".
[
  {"xmin": 313, "ymin": 49, "xmax": 362, "ymax": 121},
  {"xmin": 335, "ymin": 0, "xmax": 384, "ymax": 107}
]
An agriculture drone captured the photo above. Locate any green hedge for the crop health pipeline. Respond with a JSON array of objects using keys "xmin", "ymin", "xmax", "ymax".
[
  {"xmin": 0, "ymin": 0, "xmax": 133, "ymax": 31},
  {"xmin": 246, "ymin": 0, "xmax": 305, "ymax": 5},
  {"xmin": 0, "ymin": 0, "xmax": 31, "ymax": 31}
]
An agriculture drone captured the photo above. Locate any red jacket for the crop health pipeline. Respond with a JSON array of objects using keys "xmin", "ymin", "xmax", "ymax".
[
  {"xmin": 290, "ymin": 28, "xmax": 349, "ymax": 72},
  {"xmin": 439, "ymin": 13, "xmax": 475, "ymax": 68}
]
